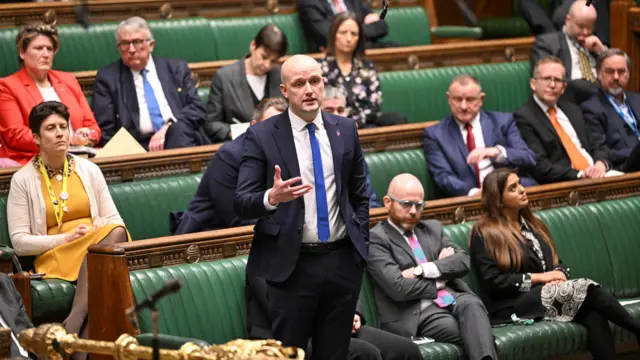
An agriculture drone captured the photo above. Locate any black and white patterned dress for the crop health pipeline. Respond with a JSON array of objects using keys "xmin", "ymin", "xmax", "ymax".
[{"xmin": 520, "ymin": 219, "xmax": 598, "ymax": 322}]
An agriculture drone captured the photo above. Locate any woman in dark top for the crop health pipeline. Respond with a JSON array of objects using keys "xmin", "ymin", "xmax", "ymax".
[
  {"xmin": 469, "ymin": 168, "xmax": 640, "ymax": 360},
  {"xmin": 319, "ymin": 12, "xmax": 382, "ymax": 128}
]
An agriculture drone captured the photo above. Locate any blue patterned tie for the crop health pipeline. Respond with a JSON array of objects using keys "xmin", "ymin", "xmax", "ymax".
[
  {"xmin": 141, "ymin": 69, "xmax": 165, "ymax": 132},
  {"xmin": 306, "ymin": 123, "xmax": 330, "ymax": 243}
]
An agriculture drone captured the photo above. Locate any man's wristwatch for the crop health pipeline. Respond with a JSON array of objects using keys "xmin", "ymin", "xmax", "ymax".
[{"xmin": 413, "ymin": 265, "xmax": 423, "ymax": 278}]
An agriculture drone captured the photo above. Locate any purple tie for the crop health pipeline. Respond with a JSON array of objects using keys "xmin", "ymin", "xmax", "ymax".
[{"xmin": 405, "ymin": 231, "xmax": 456, "ymax": 308}]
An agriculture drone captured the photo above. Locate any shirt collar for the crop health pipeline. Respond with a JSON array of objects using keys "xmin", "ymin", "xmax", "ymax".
[
  {"xmin": 387, "ymin": 218, "xmax": 413, "ymax": 238},
  {"xmin": 533, "ymin": 94, "xmax": 554, "ymax": 113},
  {"xmin": 131, "ymin": 56, "xmax": 156, "ymax": 76},
  {"xmin": 606, "ymin": 92, "xmax": 628, "ymax": 105},
  {"xmin": 455, "ymin": 112, "xmax": 480, "ymax": 132},
  {"xmin": 289, "ymin": 108, "xmax": 324, "ymax": 133}
]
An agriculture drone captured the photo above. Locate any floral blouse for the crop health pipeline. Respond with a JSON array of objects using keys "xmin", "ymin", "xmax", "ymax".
[{"xmin": 320, "ymin": 56, "xmax": 382, "ymax": 127}]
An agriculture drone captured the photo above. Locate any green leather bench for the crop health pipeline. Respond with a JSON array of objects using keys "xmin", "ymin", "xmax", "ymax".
[
  {"xmin": 195, "ymin": 61, "xmax": 532, "ymax": 124},
  {"xmin": 129, "ymin": 197, "xmax": 640, "ymax": 359}
]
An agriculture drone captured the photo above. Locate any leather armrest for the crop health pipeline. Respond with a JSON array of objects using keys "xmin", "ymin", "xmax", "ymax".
[
  {"xmin": 0, "ymin": 246, "xmax": 14, "ymax": 261},
  {"xmin": 135, "ymin": 334, "xmax": 210, "ymax": 350},
  {"xmin": 9, "ymin": 271, "xmax": 32, "ymax": 319},
  {"xmin": 0, "ymin": 246, "xmax": 15, "ymax": 274},
  {"xmin": 432, "ymin": 26, "xmax": 483, "ymax": 39}
]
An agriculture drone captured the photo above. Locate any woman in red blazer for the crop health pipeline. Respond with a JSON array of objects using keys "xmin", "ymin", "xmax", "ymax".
[{"xmin": 0, "ymin": 23, "xmax": 101, "ymax": 165}]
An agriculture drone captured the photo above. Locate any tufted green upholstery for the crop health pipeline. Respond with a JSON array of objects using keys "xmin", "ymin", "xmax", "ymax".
[
  {"xmin": 130, "ymin": 257, "xmax": 249, "ymax": 345},
  {"xmin": 377, "ymin": 7, "xmax": 432, "ymax": 46},
  {"xmin": 109, "ymin": 174, "xmax": 202, "ymax": 240},
  {"xmin": 30, "ymin": 279, "xmax": 76, "ymax": 324},
  {"xmin": 0, "ymin": 28, "xmax": 19, "ymax": 79},
  {"xmin": 364, "ymin": 149, "xmax": 437, "ymax": 201},
  {"xmin": 477, "ymin": 17, "xmax": 532, "ymax": 39},
  {"xmin": 379, "ymin": 62, "xmax": 531, "ymax": 123}
]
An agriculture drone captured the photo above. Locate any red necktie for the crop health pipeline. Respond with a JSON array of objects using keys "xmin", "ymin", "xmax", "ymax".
[
  {"xmin": 465, "ymin": 123, "xmax": 481, "ymax": 187},
  {"xmin": 334, "ymin": 0, "xmax": 346, "ymax": 12}
]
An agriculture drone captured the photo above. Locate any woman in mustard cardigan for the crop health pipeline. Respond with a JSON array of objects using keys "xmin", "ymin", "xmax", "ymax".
[{"xmin": 7, "ymin": 101, "xmax": 129, "ymax": 352}]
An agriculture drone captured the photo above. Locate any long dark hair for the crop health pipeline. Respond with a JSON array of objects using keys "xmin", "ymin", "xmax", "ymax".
[
  {"xmin": 325, "ymin": 11, "xmax": 365, "ymax": 58},
  {"xmin": 470, "ymin": 168, "xmax": 559, "ymax": 271}
]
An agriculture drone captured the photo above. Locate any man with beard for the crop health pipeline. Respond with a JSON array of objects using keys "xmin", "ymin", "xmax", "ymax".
[{"xmin": 581, "ymin": 49, "xmax": 640, "ymax": 171}]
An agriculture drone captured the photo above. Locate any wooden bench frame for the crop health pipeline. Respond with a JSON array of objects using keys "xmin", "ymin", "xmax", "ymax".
[{"xmin": 87, "ymin": 171, "xmax": 640, "ymax": 344}]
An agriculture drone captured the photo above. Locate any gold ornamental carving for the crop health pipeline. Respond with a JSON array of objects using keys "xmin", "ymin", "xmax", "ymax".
[
  {"xmin": 266, "ymin": 0, "xmax": 280, "ymax": 14},
  {"xmin": 407, "ymin": 55, "xmax": 419, "ymax": 70},
  {"xmin": 568, "ymin": 190, "xmax": 580, "ymax": 206},
  {"xmin": 191, "ymin": 72, "xmax": 201, "ymax": 88},
  {"xmin": 43, "ymin": 10, "xmax": 57, "ymax": 26},
  {"xmin": 186, "ymin": 245, "xmax": 201, "ymax": 263},
  {"xmin": 454, "ymin": 207, "xmax": 466, "ymax": 224},
  {"xmin": 18, "ymin": 323, "xmax": 305, "ymax": 360},
  {"xmin": 504, "ymin": 47, "xmax": 516, "ymax": 62},
  {"xmin": 159, "ymin": 3, "xmax": 174, "ymax": 19}
]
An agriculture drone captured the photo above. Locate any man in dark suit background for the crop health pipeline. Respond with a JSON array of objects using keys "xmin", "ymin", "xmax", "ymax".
[
  {"xmin": 581, "ymin": 49, "xmax": 640, "ymax": 171},
  {"xmin": 92, "ymin": 16, "xmax": 206, "ymax": 151},
  {"xmin": 173, "ymin": 98, "xmax": 288, "ymax": 235},
  {"xmin": 204, "ymin": 25, "xmax": 287, "ymax": 143},
  {"xmin": 298, "ymin": 0, "xmax": 391, "ymax": 52},
  {"xmin": 234, "ymin": 54, "xmax": 369, "ymax": 360},
  {"xmin": 245, "ymin": 273, "xmax": 422, "ymax": 360},
  {"xmin": 423, "ymin": 75, "xmax": 536, "ymax": 198},
  {"xmin": 530, "ymin": 0, "xmax": 607, "ymax": 103},
  {"xmin": 0, "ymin": 274, "xmax": 35, "ymax": 359},
  {"xmin": 514, "ymin": 56, "xmax": 619, "ymax": 184},
  {"xmin": 367, "ymin": 173, "xmax": 497, "ymax": 360}
]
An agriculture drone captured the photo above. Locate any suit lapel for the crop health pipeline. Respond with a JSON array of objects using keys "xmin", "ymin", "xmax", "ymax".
[
  {"xmin": 382, "ymin": 222, "xmax": 416, "ymax": 264},
  {"xmin": 447, "ymin": 117, "xmax": 476, "ymax": 176},
  {"xmin": 154, "ymin": 57, "xmax": 181, "ymax": 116},
  {"xmin": 414, "ymin": 224, "xmax": 438, "ymax": 262},
  {"xmin": 479, "ymin": 112, "xmax": 496, "ymax": 147},
  {"xmin": 560, "ymin": 101, "xmax": 588, "ymax": 146},
  {"xmin": 119, "ymin": 61, "xmax": 140, "ymax": 131},
  {"xmin": 529, "ymin": 97, "xmax": 561, "ymax": 143},
  {"xmin": 17, "ymin": 68, "xmax": 43, "ymax": 105},
  {"xmin": 231, "ymin": 60, "xmax": 255, "ymax": 121},
  {"xmin": 50, "ymin": 73, "xmax": 76, "ymax": 111},
  {"xmin": 273, "ymin": 112, "xmax": 301, "ymax": 180},
  {"xmin": 323, "ymin": 112, "xmax": 344, "ymax": 197},
  {"xmin": 559, "ymin": 33, "xmax": 572, "ymax": 77}
]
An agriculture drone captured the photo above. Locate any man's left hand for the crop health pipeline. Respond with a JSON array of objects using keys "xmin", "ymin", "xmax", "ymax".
[
  {"xmin": 584, "ymin": 35, "xmax": 606, "ymax": 54},
  {"xmin": 467, "ymin": 147, "xmax": 500, "ymax": 165},
  {"xmin": 149, "ymin": 123, "xmax": 171, "ymax": 152},
  {"xmin": 438, "ymin": 247, "xmax": 455, "ymax": 260},
  {"xmin": 352, "ymin": 314, "xmax": 361, "ymax": 334},
  {"xmin": 585, "ymin": 161, "xmax": 607, "ymax": 179},
  {"xmin": 364, "ymin": 13, "xmax": 380, "ymax": 24}
]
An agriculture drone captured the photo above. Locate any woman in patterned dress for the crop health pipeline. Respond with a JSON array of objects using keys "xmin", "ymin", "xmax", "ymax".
[{"xmin": 469, "ymin": 168, "xmax": 640, "ymax": 360}]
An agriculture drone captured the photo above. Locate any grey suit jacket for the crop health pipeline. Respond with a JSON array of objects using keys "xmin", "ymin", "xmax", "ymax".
[
  {"xmin": 204, "ymin": 59, "xmax": 282, "ymax": 142},
  {"xmin": 367, "ymin": 219, "xmax": 473, "ymax": 337},
  {"xmin": 530, "ymin": 31, "xmax": 573, "ymax": 78},
  {"xmin": 0, "ymin": 274, "xmax": 33, "ymax": 358}
]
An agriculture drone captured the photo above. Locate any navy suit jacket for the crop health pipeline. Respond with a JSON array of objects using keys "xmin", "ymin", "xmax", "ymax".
[
  {"xmin": 0, "ymin": 274, "xmax": 34, "ymax": 359},
  {"xmin": 423, "ymin": 111, "xmax": 537, "ymax": 197},
  {"xmin": 92, "ymin": 56, "xmax": 206, "ymax": 146},
  {"xmin": 175, "ymin": 134, "xmax": 257, "ymax": 235},
  {"xmin": 234, "ymin": 111, "xmax": 370, "ymax": 282},
  {"xmin": 581, "ymin": 90, "xmax": 640, "ymax": 170}
]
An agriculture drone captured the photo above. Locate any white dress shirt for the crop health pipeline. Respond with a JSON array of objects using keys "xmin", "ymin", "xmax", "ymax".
[
  {"xmin": 131, "ymin": 56, "xmax": 177, "ymax": 135},
  {"xmin": 533, "ymin": 95, "xmax": 595, "ymax": 168},
  {"xmin": 246, "ymin": 74, "xmax": 267, "ymax": 101},
  {"xmin": 457, "ymin": 113, "xmax": 507, "ymax": 196},
  {"xmin": 387, "ymin": 219, "xmax": 454, "ymax": 311},
  {"xmin": 0, "ymin": 313, "xmax": 29, "ymax": 357},
  {"xmin": 38, "ymin": 85, "xmax": 71, "ymax": 133},
  {"xmin": 564, "ymin": 32, "xmax": 597, "ymax": 81},
  {"xmin": 263, "ymin": 109, "xmax": 346, "ymax": 243}
]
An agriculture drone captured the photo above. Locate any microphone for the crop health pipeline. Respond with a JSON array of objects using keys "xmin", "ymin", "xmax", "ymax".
[
  {"xmin": 380, "ymin": 0, "xmax": 389, "ymax": 20},
  {"xmin": 75, "ymin": 0, "xmax": 90, "ymax": 29},
  {"xmin": 126, "ymin": 279, "xmax": 184, "ymax": 329}
]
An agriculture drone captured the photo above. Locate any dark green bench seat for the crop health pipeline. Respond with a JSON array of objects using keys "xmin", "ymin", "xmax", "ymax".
[{"xmin": 129, "ymin": 197, "xmax": 640, "ymax": 359}]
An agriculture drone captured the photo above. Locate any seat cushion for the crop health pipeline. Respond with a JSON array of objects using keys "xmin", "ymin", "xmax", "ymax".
[
  {"xmin": 129, "ymin": 257, "xmax": 249, "ymax": 345},
  {"xmin": 492, "ymin": 322, "xmax": 587, "ymax": 360},
  {"xmin": 209, "ymin": 14, "xmax": 307, "ymax": 61},
  {"xmin": 477, "ymin": 17, "xmax": 532, "ymax": 39},
  {"xmin": 617, "ymin": 299, "xmax": 640, "ymax": 343},
  {"xmin": 359, "ymin": 271, "xmax": 378, "ymax": 327},
  {"xmin": 587, "ymin": 197, "xmax": 640, "ymax": 299},
  {"xmin": 379, "ymin": 62, "xmax": 531, "ymax": 123},
  {"xmin": 109, "ymin": 174, "xmax": 202, "ymax": 240},
  {"xmin": 31, "ymin": 279, "xmax": 76, "ymax": 324},
  {"xmin": 364, "ymin": 149, "xmax": 438, "ymax": 200}
]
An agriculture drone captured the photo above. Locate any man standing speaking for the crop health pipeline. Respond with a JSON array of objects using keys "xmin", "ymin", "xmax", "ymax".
[{"xmin": 235, "ymin": 54, "xmax": 370, "ymax": 360}]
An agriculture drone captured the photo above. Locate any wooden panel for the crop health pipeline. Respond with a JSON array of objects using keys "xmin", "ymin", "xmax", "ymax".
[
  {"xmin": 77, "ymin": 37, "xmax": 534, "ymax": 97},
  {"xmin": 87, "ymin": 171, "xmax": 640, "ymax": 342},
  {"xmin": 0, "ymin": 0, "xmax": 420, "ymax": 29},
  {"xmin": 623, "ymin": 4, "xmax": 640, "ymax": 93}
]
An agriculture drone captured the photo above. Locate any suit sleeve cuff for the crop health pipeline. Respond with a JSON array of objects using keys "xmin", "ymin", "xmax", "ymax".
[
  {"xmin": 435, "ymin": 280, "xmax": 446, "ymax": 290},
  {"xmin": 495, "ymin": 145, "xmax": 507, "ymax": 163},
  {"xmin": 577, "ymin": 171, "xmax": 584, "ymax": 179},
  {"xmin": 421, "ymin": 262, "xmax": 442, "ymax": 279},
  {"xmin": 263, "ymin": 189, "xmax": 278, "ymax": 210}
]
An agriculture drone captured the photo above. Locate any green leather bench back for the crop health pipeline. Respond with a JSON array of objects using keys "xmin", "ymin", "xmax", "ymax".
[
  {"xmin": 379, "ymin": 61, "xmax": 531, "ymax": 123},
  {"xmin": 0, "ymin": 28, "xmax": 19, "ymax": 79},
  {"xmin": 365, "ymin": 149, "xmax": 437, "ymax": 201},
  {"xmin": 130, "ymin": 256, "xmax": 249, "ymax": 344},
  {"xmin": 109, "ymin": 174, "xmax": 202, "ymax": 240},
  {"xmin": 377, "ymin": 7, "xmax": 432, "ymax": 46},
  {"xmin": 0, "ymin": 196, "xmax": 9, "ymax": 248}
]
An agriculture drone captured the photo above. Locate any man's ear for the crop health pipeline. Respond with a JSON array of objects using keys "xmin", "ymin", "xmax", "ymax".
[{"xmin": 280, "ymin": 83, "xmax": 288, "ymax": 99}]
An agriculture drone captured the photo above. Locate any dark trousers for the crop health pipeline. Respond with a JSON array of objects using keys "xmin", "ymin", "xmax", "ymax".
[
  {"xmin": 417, "ymin": 293, "xmax": 497, "ymax": 360},
  {"xmin": 139, "ymin": 120, "xmax": 198, "ymax": 150},
  {"xmin": 350, "ymin": 326, "xmax": 422, "ymax": 360},
  {"xmin": 574, "ymin": 286, "xmax": 640, "ymax": 360},
  {"xmin": 266, "ymin": 243, "xmax": 364, "ymax": 360}
]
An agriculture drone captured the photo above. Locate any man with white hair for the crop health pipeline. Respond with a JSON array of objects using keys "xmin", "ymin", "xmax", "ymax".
[
  {"xmin": 92, "ymin": 16, "xmax": 206, "ymax": 151},
  {"xmin": 530, "ymin": 0, "xmax": 607, "ymax": 103}
]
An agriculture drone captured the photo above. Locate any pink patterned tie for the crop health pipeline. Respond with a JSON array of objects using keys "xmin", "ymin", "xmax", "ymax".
[{"xmin": 406, "ymin": 231, "xmax": 456, "ymax": 308}]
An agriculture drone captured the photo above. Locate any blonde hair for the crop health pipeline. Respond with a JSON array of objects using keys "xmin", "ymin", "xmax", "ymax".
[{"xmin": 16, "ymin": 23, "xmax": 60, "ymax": 62}]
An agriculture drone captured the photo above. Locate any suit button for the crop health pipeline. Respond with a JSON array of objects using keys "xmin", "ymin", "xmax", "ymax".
[
  {"xmin": 297, "ymin": 227, "xmax": 302, "ymax": 233},
  {"xmin": 413, "ymin": 310, "xmax": 418, "ymax": 315}
]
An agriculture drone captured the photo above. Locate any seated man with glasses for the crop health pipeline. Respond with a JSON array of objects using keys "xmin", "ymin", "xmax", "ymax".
[
  {"xmin": 92, "ymin": 16, "xmax": 207, "ymax": 151},
  {"xmin": 423, "ymin": 74, "xmax": 536, "ymax": 198},
  {"xmin": 514, "ymin": 56, "xmax": 621, "ymax": 184},
  {"xmin": 367, "ymin": 173, "xmax": 498, "ymax": 360}
]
